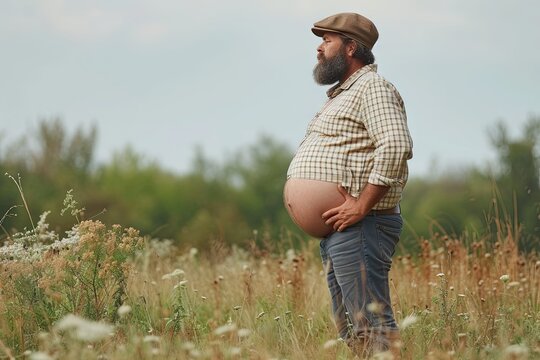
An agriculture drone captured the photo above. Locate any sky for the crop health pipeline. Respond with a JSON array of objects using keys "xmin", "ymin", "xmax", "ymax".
[{"xmin": 1, "ymin": 0, "xmax": 539, "ymax": 178}]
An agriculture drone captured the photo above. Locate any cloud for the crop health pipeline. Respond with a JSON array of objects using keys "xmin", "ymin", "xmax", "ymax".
[{"xmin": 37, "ymin": 0, "xmax": 124, "ymax": 41}]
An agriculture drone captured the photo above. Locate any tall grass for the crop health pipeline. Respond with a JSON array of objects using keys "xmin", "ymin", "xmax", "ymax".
[{"xmin": 0, "ymin": 188, "xmax": 538, "ymax": 359}]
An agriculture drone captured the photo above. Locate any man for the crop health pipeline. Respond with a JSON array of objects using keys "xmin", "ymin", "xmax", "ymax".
[{"xmin": 285, "ymin": 12, "xmax": 413, "ymax": 357}]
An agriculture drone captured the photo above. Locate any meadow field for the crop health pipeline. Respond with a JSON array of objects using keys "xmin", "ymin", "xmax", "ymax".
[{"xmin": 0, "ymin": 207, "xmax": 539, "ymax": 359}]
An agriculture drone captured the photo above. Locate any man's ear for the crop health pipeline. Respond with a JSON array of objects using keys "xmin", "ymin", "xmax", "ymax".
[{"xmin": 346, "ymin": 41, "xmax": 357, "ymax": 57}]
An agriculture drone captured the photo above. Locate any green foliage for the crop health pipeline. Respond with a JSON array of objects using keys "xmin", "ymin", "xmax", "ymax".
[{"xmin": 1, "ymin": 117, "xmax": 539, "ymax": 253}]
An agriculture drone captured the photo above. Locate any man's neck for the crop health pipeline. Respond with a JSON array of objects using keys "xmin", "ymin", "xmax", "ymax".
[{"xmin": 339, "ymin": 61, "xmax": 365, "ymax": 84}]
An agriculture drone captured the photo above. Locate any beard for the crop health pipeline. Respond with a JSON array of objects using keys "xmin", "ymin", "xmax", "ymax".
[{"xmin": 313, "ymin": 47, "xmax": 348, "ymax": 85}]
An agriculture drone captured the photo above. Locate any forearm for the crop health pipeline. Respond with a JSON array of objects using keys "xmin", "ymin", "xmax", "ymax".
[
  {"xmin": 322, "ymin": 182, "xmax": 391, "ymax": 232},
  {"xmin": 355, "ymin": 183, "xmax": 390, "ymax": 216}
]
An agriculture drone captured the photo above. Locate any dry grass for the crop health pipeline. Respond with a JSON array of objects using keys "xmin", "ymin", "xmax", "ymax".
[{"xmin": 0, "ymin": 218, "xmax": 539, "ymax": 359}]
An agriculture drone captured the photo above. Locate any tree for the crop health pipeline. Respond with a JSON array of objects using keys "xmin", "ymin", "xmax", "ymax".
[{"xmin": 489, "ymin": 117, "xmax": 540, "ymax": 249}]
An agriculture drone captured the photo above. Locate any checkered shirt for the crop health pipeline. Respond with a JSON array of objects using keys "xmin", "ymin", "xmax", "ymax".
[{"xmin": 287, "ymin": 64, "xmax": 413, "ymax": 209}]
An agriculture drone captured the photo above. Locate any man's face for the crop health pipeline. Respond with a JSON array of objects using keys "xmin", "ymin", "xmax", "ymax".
[{"xmin": 313, "ymin": 33, "xmax": 348, "ymax": 85}]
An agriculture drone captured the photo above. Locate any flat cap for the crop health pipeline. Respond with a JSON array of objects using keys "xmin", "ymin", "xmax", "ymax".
[{"xmin": 312, "ymin": 12, "xmax": 379, "ymax": 50}]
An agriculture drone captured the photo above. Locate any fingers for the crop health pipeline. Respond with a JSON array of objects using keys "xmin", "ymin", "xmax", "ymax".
[{"xmin": 322, "ymin": 207, "xmax": 338, "ymax": 220}]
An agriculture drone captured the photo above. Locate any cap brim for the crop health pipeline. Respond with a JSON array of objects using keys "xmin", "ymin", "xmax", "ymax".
[{"xmin": 311, "ymin": 26, "xmax": 344, "ymax": 38}]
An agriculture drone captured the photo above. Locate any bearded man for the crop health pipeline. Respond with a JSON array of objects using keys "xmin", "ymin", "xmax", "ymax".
[{"xmin": 283, "ymin": 12, "xmax": 413, "ymax": 358}]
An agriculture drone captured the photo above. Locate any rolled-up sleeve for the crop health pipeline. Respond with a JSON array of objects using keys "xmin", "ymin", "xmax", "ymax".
[{"xmin": 361, "ymin": 78, "xmax": 413, "ymax": 187}]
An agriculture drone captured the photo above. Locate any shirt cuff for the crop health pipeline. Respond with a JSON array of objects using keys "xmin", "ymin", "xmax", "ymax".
[{"xmin": 368, "ymin": 172, "xmax": 405, "ymax": 187}]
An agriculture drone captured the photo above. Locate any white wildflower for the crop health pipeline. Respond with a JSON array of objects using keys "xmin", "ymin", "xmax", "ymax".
[
  {"xmin": 372, "ymin": 351, "xmax": 394, "ymax": 360},
  {"xmin": 55, "ymin": 314, "xmax": 114, "ymax": 342},
  {"xmin": 256, "ymin": 311, "xmax": 266, "ymax": 319},
  {"xmin": 189, "ymin": 248, "xmax": 198, "ymax": 258},
  {"xmin": 227, "ymin": 347, "xmax": 242, "ymax": 356},
  {"xmin": 182, "ymin": 342, "xmax": 195, "ymax": 351},
  {"xmin": 29, "ymin": 352, "xmax": 54, "ymax": 360},
  {"xmin": 150, "ymin": 239, "xmax": 175, "ymax": 256},
  {"xmin": 399, "ymin": 315, "xmax": 418, "ymax": 330},
  {"xmin": 117, "ymin": 304, "xmax": 132, "ymax": 317},
  {"xmin": 323, "ymin": 339, "xmax": 338, "ymax": 349},
  {"xmin": 436, "ymin": 273, "xmax": 445, "ymax": 278},
  {"xmin": 286, "ymin": 248, "xmax": 296, "ymax": 262},
  {"xmin": 143, "ymin": 335, "xmax": 161, "ymax": 343},
  {"xmin": 214, "ymin": 323, "xmax": 237, "ymax": 336},
  {"xmin": 238, "ymin": 329, "xmax": 251, "ymax": 338},
  {"xmin": 161, "ymin": 269, "xmax": 185, "ymax": 280},
  {"xmin": 238, "ymin": 328, "xmax": 251, "ymax": 338},
  {"xmin": 504, "ymin": 344, "xmax": 529, "ymax": 357},
  {"xmin": 500, "ymin": 274, "xmax": 510, "ymax": 283},
  {"xmin": 367, "ymin": 302, "xmax": 383, "ymax": 314}
]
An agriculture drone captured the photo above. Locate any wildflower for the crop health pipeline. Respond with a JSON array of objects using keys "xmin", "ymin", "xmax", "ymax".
[
  {"xmin": 201, "ymin": 296, "xmax": 207, "ymax": 300},
  {"xmin": 189, "ymin": 350, "xmax": 202, "ymax": 358},
  {"xmin": 500, "ymin": 274, "xmax": 510, "ymax": 283},
  {"xmin": 256, "ymin": 311, "xmax": 266, "ymax": 319},
  {"xmin": 214, "ymin": 323, "xmax": 237, "ymax": 336},
  {"xmin": 227, "ymin": 347, "xmax": 242, "ymax": 356},
  {"xmin": 117, "ymin": 304, "xmax": 132, "ymax": 317},
  {"xmin": 436, "ymin": 272, "xmax": 445, "ymax": 278},
  {"xmin": 274, "ymin": 316, "xmax": 280, "ymax": 321},
  {"xmin": 178, "ymin": 280, "xmax": 188, "ymax": 287},
  {"xmin": 367, "ymin": 302, "xmax": 383, "ymax": 314},
  {"xmin": 29, "ymin": 352, "xmax": 54, "ymax": 360},
  {"xmin": 143, "ymin": 335, "xmax": 161, "ymax": 343},
  {"xmin": 238, "ymin": 328, "xmax": 251, "ymax": 338},
  {"xmin": 504, "ymin": 344, "xmax": 529, "ymax": 357},
  {"xmin": 457, "ymin": 294, "xmax": 466, "ymax": 298},
  {"xmin": 189, "ymin": 247, "xmax": 198, "ymax": 258},
  {"xmin": 161, "ymin": 269, "xmax": 185, "ymax": 280},
  {"xmin": 233, "ymin": 305, "xmax": 242, "ymax": 310},
  {"xmin": 182, "ymin": 342, "xmax": 195, "ymax": 351},
  {"xmin": 55, "ymin": 314, "xmax": 114, "ymax": 342},
  {"xmin": 372, "ymin": 351, "xmax": 394, "ymax": 360},
  {"xmin": 286, "ymin": 249, "xmax": 296, "ymax": 261},
  {"xmin": 323, "ymin": 339, "xmax": 338, "ymax": 349},
  {"xmin": 399, "ymin": 315, "xmax": 418, "ymax": 330}
]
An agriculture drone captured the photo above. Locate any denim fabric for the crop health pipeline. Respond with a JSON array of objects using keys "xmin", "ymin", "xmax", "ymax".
[{"xmin": 320, "ymin": 213, "xmax": 401, "ymax": 350}]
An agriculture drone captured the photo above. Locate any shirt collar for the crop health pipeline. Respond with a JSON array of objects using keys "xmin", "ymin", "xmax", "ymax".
[{"xmin": 326, "ymin": 64, "xmax": 378, "ymax": 98}]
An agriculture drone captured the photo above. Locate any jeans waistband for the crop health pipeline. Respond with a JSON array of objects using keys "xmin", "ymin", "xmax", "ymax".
[{"xmin": 367, "ymin": 205, "xmax": 400, "ymax": 216}]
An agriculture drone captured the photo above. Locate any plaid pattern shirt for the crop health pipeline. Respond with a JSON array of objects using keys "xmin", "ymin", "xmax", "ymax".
[{"xmin": 287, "ymin": 64, "xmax": 413, "ymax": 210}]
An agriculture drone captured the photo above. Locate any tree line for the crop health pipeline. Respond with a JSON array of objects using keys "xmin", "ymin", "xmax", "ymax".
[{"xmin": 1, "ymin": 118, "xmax": 538, "ymax": 253}]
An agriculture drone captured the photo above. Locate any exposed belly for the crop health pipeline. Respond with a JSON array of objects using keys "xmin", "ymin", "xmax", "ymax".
[{"xmin": 283, "ymin": 178, "xmax": 345, "ymax": 238}]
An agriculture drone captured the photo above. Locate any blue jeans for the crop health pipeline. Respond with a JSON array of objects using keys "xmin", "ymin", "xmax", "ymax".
[{"xmin": 320, "ymin": 213, "xmax": 401, "ymax": 351}]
